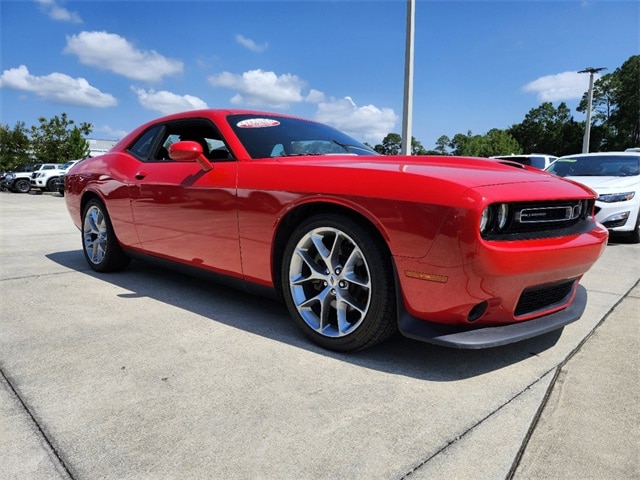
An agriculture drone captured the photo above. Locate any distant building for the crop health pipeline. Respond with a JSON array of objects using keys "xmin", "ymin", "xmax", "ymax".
[{"xmin": 87, "ymin": 138, "xmax": 118, "ymax": 157}]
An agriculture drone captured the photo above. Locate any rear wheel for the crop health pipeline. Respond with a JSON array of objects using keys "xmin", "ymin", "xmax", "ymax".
[
  {"xmin": 47, "ymin": 177, "xmax": 59, "ymax": 192},
  {"xmin": 281, "ymin": 214, "xmax": 396, "ymax": 351},
  {"xmin": 82, "ymin": 199, "xmax": 130, "ymax": 272}
]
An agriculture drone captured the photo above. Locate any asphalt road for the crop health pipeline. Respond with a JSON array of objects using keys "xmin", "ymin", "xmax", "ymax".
[{"xmin": 1, "ymin": 191, "xmax": 638, "ymax": 479}]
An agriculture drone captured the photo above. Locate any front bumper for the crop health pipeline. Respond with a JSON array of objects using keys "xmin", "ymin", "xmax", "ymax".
[
  {"xmin": 595, "ymin": 199, "xmax": 639, "ymax": 232},
  {"xmin": 398, "ymin": 284, "xmax": 587, "ymax": 348}
]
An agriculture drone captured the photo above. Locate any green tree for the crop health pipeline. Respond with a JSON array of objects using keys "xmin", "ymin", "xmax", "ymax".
[
  {"xmin": 411, "ymin": 138, "xmax": 428, "ymax": 155},
  {"xmin": 577, "ymin": 73, "xmax": 614, "ymax": 126},
  {"xmin": 434, "ymin": 135, "xmax": 451, "ymax": 155},
  {"xmin": 577, "ymin": 72, "xmax": 617, "ymax": 151},
  {"xmin": 449, "ymin": 129, "xmax": 521, "ymax": 157},
  {"xmin": 575, "ymin": 55, "xmax": 639, "ymax": 150},
  {"xmin": 0, "ymin": 122, "xmax": 32, "ymax": 171},
  {"xmin": 450, "ymin": 131, "xmax": 480, "ymax": 156},
  {"xmin": 373, "ymin": 133, "xmax": 428, "ymax": 155},
  {"xmin": 29, "ymin": 113, "xmax": 92, "ymax": 163},
  {"xmin": 483, "ymin": 129, "xmax": 522, "ymax": 156},
  {"xmin": 374, "ymin": 133, "xmax": 402, "ymax": 155},
  {"xmin": 508, "ymin": 102, "xmax": 582, "ymax": 156},
  {"xmin": 610, "ymin": 55, "xmax": 640, "ymax": 148}
]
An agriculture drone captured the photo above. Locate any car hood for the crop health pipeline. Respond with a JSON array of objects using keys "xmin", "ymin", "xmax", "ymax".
[
  {"xmin": 564, "ymin": 175, "xmax": 640, "ymax": 192},
  {"xmin": 278, "ymin": 155, "xmax": 569, "ymax": 188},
  {"xmin": 268, "ymin": 155, "xmax": 597, "ymax": 206}
]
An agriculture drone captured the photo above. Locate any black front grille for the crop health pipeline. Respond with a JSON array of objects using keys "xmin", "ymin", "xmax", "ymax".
[
  {"xmin": 515, "ymin": 279, "xmax": 576, "ymax": 317},
  {"xmin": 482, "ymin": 199, "xmax": 595, "ymax": 240}
]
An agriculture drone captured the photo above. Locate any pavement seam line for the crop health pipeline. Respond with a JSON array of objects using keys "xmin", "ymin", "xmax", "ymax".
[
  {"xmin": 397, "ymin": 372, "xmax": 554, "ymax": 479},
  {"xmin": 0, "ymin": 367, "xmax": 75, "ymax": 480},
  {"xmin": 505, "ymin": 277, "xmax": 640, "ymax": 479}
]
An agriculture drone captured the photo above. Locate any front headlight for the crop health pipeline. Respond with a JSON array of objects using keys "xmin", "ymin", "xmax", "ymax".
[
  {"xmin": 480, "ymin": 207, "xmax": 492, "ymax": 233},
  {"xmin": 480, "ymin": 203, "xmax": 510, "ymax": 234},
  {"xmin": 6, "ymin": 173, "xmax": 15, "ymax": 180},
  {"xmin": 496, "ymin": 203, "xmax": 509, "ymax": 229},
  {"xmin": 598, "ymin": 192, "xmax": 635, "ymax": 203}
]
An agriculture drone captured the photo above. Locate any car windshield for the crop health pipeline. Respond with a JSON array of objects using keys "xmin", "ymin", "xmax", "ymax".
[
  {"xmin": 227, "ymin": 114, "xmax": 377, "ymax": 159},
  {"xmin": 61, "ymin": 160, "xmax": 77, "ymax": 169},
  {"xmin": 547, "ymin": 155, "xmax": 640, "ymax": 177}
]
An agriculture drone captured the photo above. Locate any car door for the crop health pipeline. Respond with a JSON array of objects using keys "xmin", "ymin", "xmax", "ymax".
[{"xmin": 128, "ymin": 119, "xmax": 242, "ymax": 277}]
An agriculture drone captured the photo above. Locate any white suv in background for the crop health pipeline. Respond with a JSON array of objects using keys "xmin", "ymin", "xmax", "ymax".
[
  {"xmin": 30, "ymin": 163, "xmax": 63, "ymax": 192},
  {"xmin": 546, "ymin": 151, "xmax": 640, "ymax": 243},
  {"xmin": 491, "ymin": 154, "xmax": 557, "ymax": 170}
]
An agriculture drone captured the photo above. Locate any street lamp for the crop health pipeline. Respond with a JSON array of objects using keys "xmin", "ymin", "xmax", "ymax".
[
  {"xmin": 401, "ymin": 0, "xmax": 415, "ymax": 155},
  {"xmin": 578, "ymin": 67, "xmax": 606, "ymax": 153}
]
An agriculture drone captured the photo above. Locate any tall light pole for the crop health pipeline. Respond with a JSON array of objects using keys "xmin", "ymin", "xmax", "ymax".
[
  {"xmin": 401, "ymin": 0, "xmax": 415, "ymax": 155},
  {"xmin": 578, "ymin": 67, "xmax": 606, "ymax": 153}
]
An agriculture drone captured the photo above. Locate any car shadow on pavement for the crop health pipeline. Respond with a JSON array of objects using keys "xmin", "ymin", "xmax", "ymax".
[{"xmin": 47, "ymin": 250, "xmax": 562, "ymax": 382}]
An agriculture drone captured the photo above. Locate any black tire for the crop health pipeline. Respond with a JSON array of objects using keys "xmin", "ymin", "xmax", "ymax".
[
  {"xmin": 628, "ymin": 212, "xmax": 640, "ymax": 244},
  {"xmin": 281, "ymin": 214, "xmax": 397, "ymax": 351},
  {"xmin": 14, "ymin": 179, "xmax": 31, "ymax": 193},
  {"xmin": 47, "ymin": 177, "xmax": 59, "ymax": 192},
  {"xmin": 81, "ymin": 199, "xmax": 130, "ymax": 272}
]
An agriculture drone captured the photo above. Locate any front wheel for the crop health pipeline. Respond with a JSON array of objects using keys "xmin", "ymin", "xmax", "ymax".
[
  {"xmin": 82, "ymin": 199, "xmax": 130, "ymax": 272},
  {"xmin": 628, "ymin": 212, "xmax": 640, "ymax": 244},
  {"xmin": 281, "ymin": 214, "xmax": 397, "ymax": 351},
  {"xmin": 14, "ymin": 179, "xmax": 31, "ymax": 193}
]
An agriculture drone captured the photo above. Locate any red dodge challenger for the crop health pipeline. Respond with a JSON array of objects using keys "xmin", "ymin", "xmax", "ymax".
[{"xmin": 65, "ymin": 109, "xmax": 608, "ymax": 351}]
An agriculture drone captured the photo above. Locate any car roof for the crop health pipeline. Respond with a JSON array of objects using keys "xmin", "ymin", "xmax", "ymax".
[
  {"xmin": 490, "ymin": 154, "xmax": 556, "ymax": 159},
  {"xmin": 557, "ymin": 152, "xmax": 640, "ymax": 158}
]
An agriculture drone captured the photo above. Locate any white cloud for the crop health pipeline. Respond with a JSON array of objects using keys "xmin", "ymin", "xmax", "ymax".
[
  {"xmin": 37, "ymin": 0, "xmax": 82, "ymax": 23},
  {"xmin": 523, "ymin": 71, "xmax": 594, "ymax": 102},
  {"xmin": 94, "ymin": 124, "xmax": 129, "ymax": 140},
  {"xmin": 207, "ymin": 69, "xmax": 394, "ymax": 141},
  {"xmin": 208, "ymin": 69, "xmax": 306, "ymax": 108},
  {"xmin": 0, "ymin": 65, "xmax": 117, "ymax": 107},
  {"xmin": 64, "ymin": 31, "xmax": 183, "ymax": 82},
  {"xmin": 315, "ymin": 97, "xmax": 398, "ymax": 142},
  {"xmin": 305, "ymin": 89, "xmax": 325, "ymax": 104},
  {"xmin": 132, "ymin": 87, "xmax": 208, "ymax": 115},
  {"xmin": 235, "ymin": 34, "xmax": 268, "ymax": 53}
]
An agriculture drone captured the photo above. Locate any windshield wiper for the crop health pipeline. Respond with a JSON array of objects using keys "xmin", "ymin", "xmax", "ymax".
[
  {"xmin": 279, "ymin": 152, "xmax": 324, "ymax": 157},
  {"xmin": 331, "ymin": 139, "xmax": 376, "ymax": 155}
]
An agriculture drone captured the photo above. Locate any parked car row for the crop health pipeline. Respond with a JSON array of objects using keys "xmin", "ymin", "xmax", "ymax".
[
  {"xmin": 1, "ymin": 160, "xmax": 83, "ymax": 194},
  {"xmin": 1, "ymin": 164, "xmax": 37, "ymax": 193}
]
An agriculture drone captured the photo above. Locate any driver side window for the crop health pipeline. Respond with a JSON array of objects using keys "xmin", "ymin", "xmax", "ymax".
[{"xmin": 153, "ymin": 120, "xmax": 234, "ymax": 162}]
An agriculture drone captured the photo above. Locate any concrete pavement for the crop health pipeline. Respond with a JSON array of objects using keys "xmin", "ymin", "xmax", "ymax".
[
  {"xmin": 1, "ymin": 191, "xmax": 638, "ymax": 479},
  {"xmin": 513, "ymin": 282, "xmax": 639, "ymax": 480}
]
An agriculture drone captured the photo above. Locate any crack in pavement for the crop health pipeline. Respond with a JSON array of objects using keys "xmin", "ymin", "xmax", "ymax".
[{"xmin": 1, "ymin": 368, "xmax": 75, "ymax": 479}]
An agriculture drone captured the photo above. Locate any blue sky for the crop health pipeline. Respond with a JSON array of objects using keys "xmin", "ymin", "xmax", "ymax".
[{"xmin": 0, "ymin": 0, "xmax": 638, "ymax": 149}]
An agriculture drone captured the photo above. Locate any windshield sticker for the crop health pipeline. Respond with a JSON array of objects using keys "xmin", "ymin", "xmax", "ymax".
[{"xmin": 237, "ymin": 118, "xmax": 280, "ymax": 128}]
